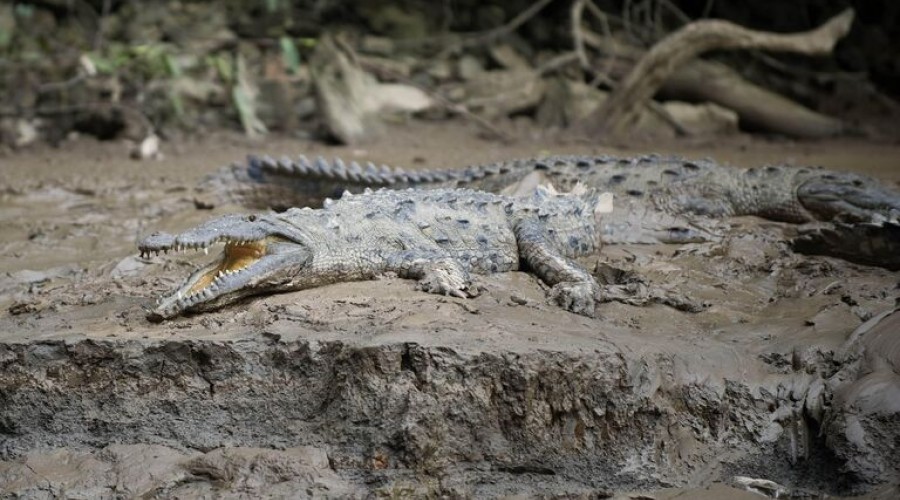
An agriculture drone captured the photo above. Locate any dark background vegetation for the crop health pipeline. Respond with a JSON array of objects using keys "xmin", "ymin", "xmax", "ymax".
[{"xmin": 1, "ymin": 0, "xmax": 897, "ymax": 146}]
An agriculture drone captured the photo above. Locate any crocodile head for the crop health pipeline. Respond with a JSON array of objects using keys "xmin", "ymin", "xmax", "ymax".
[
  {"xmin": 139, "ymin": 212, "xmax": 312, "ymax": 321},
  {"xmin": 796, "ymin": 170, "xmax": 900, "ymax": 222}
]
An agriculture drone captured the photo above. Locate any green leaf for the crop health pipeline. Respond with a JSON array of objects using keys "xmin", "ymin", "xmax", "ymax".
[
  {"xmin": 265, "ymin": 0, "xmax": 281, "ymax": 13},
  {"xmin": 164, "ymin": 53, "xmax": 182, "ymax": 77},
  {"xmin": 14, "ymin": 4, "xmax": 34, "ymax": 18},
  {"xmin": 87, "ymin": 53, "xmax": 117, "ymax": 74},
  {"xmin": 279, "ymin": 37, "xmax": 300, "ymax": 74},
  {"xmin": 169, "ymin": 90, "xmax": 185, "ymax": 118},
  {"xmin": 214, "ymin": 54, "xmax": 234, "ymax": 83}
]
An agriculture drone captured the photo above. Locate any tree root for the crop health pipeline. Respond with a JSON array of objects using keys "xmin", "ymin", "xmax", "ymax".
[{"xmin": 579, "ymin": 8, "xmax": 855, "ymax": 138}]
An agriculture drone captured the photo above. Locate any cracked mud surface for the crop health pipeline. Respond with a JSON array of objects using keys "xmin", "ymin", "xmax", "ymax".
[{"xmin": 1, "ymin": 123, "xmax": 899, "ymax": 497}]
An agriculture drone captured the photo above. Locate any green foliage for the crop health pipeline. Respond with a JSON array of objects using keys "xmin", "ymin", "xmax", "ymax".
[
  {"xmin": 279, "ymin": 37, "xmax": 301, "ymax": 74},
  {"xmin": 84, "ymin": 44, "xmax": 182, "ymax": 79},
  {"xmin": 264, "ymin": 0, "xmax": 284, "ymax": 13},
  {"xmin": 212, "ymin": 54, "xmax": 235, "ymax": 83}
]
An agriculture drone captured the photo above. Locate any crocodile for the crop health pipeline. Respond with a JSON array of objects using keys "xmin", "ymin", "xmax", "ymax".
[
  {"xmin": 793, "ymin": 218, "xmax": 900, "ymax": 271},
  {"xmin": 139, "ymin": 186, "xmax": 629, "ymax": 320},
  {"xmin": 195, "ymin": 154, "xmax": 900, "ymax": 226}
]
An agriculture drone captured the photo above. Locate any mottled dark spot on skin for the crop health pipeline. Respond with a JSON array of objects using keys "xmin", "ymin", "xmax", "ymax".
[
  {"xmin": 662, "ymin": 169, "xmax": 679, "ymax": 177},
  {"xmin": 490, "ymin": 262, "xmax": 499, "ymax": 272},
  {"xmin": 852, "ymin": 179, "xmax": 864, "ymax": 187},
  {"xmin": 576, "ymin": 160, "xmax": 591, "ymax": 169},
  {"xmin": 569, "ymin": 235, "xmax": 580, "ymax": 249},
  {"xmin": 798, "ymin": 168, "xmax": 809, "ymax": 174},
  {"xmin": 647, "ymin": 180, "xmax": 658, "ymax": 187},
  {"xmin": 457, "ymin": 219, "xmax": 470, "ymax": 226},
  {"xmin": 752, "ymin": 185, "xmax": 759, "ymax": 191},
  {"xmin": 535, "ymin": 162, "xmax": 549, "ymax": 170},
  {"xmin": 594, "ymin": 158, "xmax": 608, "ymax": 165},
  {"xmin": 365, "ymin": 212, "xmax": 376, "ymax": 218},
  {"xmin": 822, "ymin": 174, "xmax": 837, "ymax": 180},
  {"xmin": 683, "ymin": 161, "xmax": 700, "ymax": 171},
  {"xmin": 247, "ymin": 214, "xmax": 257, "ymax": 222},
  {"xmin": 581, "ymin": 242, "xmax": 589, "ymax": 253},
  {"xmin": 617, "ymin": 159, "xmax": 630, "ymax": 165},
  {"xmin": 765, "ymin": 166, "xmax": 780, "ymax": 173},
  {"xmin": 476, "ymin": 235, "xmax": 488, "ymax": 247},
  {"xmin": 609, "ymin": 174, "xmax": 627, "ymax": 185},
  {"xmin": 554, "ymin": 160, "xmax": 568, "ymax": 167},
  {"xmin": 746, "ymin": 168, "xmax": 758, "ymax": 177},
  {"xmin": 627, "ymin": 189, "xmax": 644, "ymax": 197},
  {"xmin": 638, "ymin": 156, "xmax": 653, "ymax": 163}
]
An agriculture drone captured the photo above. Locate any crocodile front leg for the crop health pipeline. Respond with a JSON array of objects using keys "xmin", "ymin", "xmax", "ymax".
[
  {"xmin": 388, "ymin": 251, "xmax": 478, "ymax": 298},
  {"xmin": 514, "ymin": 219, "xmax": 601, "ymax": 317}
]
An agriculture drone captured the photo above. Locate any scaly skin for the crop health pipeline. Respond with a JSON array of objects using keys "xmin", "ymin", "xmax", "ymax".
[
  {"xmin": 195, "ymin": 154, "xmax": 900, "ymax": 224},
  {"xmin": 793, "ymin": 219, "xmax": 900, "ymax": 271},
  {"xmin": 141, "ymin": 187, "xmax": 619, "ymax": 320}
]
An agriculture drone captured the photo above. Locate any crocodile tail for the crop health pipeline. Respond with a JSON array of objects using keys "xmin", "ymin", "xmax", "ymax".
[{"xmin": 246, "ymin": 154, "xmax": 542, "ymax": 201}]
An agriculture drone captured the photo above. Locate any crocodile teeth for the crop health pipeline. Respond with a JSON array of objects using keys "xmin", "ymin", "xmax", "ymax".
[{"xmin": 204, "ymin": 247, "xmax": 209, "ymax": 255}]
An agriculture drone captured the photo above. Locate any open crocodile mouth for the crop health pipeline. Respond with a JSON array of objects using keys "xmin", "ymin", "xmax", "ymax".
[{"xmin": 140, "ymin": 236, "xmax": 285, "ymax": 320}]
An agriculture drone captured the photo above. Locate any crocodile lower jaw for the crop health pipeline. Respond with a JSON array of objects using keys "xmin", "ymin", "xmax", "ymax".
[{"xmin": 142, "ymin": 239, "xmax": 275, "ymax": 321}]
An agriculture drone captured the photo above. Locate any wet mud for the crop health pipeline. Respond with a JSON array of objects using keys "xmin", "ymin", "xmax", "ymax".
[{"xmin": 1, "ymin": 123, "xmax": 899, "ymax": 497}]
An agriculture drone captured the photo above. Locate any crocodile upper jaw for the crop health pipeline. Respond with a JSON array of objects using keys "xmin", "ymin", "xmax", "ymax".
[{"xmin": 140, "ymin": 236, "xmax": 310, "ymax": 321}]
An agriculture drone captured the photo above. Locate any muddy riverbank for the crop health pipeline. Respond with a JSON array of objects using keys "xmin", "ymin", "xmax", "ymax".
[{"xmin": 1, "ymin": 123, "xmax": 899, "ymax": 497}]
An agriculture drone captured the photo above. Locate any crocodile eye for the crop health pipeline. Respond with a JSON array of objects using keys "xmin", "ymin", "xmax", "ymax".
[{"xmin": 248, "ymin": 214, "xmax": 257, "ymax": 222}]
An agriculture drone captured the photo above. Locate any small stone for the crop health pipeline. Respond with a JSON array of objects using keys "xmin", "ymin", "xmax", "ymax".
[
  {"xmin": 8, "ymin": 299, "xmax": 42, "ymax": 315},
  {"xmin": 489, "ymin": 44, "xmax": 531, "ymax": 70},
  {"xmin": 360, "ymin": 36, "xmax": 395, "ymax": 56},
  {"xmin": 509, "ymin": 295, "xmax": 528, "ymax": 305},
  {"xmin": 427, "ymin": 60, "xmax": 453, "ymax": 81},
  {"xmin": 131, "ymin": 134, "xmax": 162, "ymax": 161},
  {"xmin": 457, "ymin": 55, "xmax": 484, "ymax": 80}
]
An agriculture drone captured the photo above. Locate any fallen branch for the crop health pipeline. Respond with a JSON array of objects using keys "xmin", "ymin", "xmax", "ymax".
[
  {"xmin": 578, "ymin": 27, "xmax": 852, "ymax": 138},
  {"xmin": 661, "ymin": 60, "xmax": 846, "ymax": 138},
  {"xmin": 579, "ymin": 8, "xmax": 855, "ymax": 138}
]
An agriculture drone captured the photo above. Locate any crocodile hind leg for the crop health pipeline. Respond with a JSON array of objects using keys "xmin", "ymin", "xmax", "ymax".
[
  {"xmin": 514, "ymin": 219, "xmax": 602, "ymax": 317},
  {"xmin": 792, "ymin": 219, "xmax": 900, "ymax": 271},
  {"xmin": 600, "ymin": 196, "xmax": 726, "ymax": 244},
  {"xmin": 387, "ymin": 251, "xmax": 478, "ymax": 298}
]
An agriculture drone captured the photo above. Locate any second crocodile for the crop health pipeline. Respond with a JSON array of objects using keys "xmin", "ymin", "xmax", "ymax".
[{"xmin": 196, "ymin": 154, "xmax": 900, "ymax": 224}]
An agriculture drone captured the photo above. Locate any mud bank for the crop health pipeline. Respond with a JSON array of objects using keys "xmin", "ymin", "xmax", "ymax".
[
  {"xmin": 1, "ymin": 127, "xmax": 899, "ymax": 496},
  {"xmin": 0, "ymin": 310, "xmax": 889, "ymax": 496},
  {"xmin": 2, "ymin": 239, "xmax": 899, "ymax": 496}
]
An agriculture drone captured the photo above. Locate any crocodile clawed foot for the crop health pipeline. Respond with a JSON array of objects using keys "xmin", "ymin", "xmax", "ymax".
[
  {"xmin": 550, "ymin": 281, "xmax": 600, "ymax": 317},
  {"xmin": 417, "ymin": 264, "xmax": 478, "ymax": 299}
]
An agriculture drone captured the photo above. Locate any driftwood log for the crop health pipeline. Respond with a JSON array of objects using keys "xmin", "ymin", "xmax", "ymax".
[
  {"xmin": 579, "ymin": 8, "xmax": 855, "ymax": 138},
  {"xmin": 660, "ymin": 60, "xmax": 845, "ymax": 138}
]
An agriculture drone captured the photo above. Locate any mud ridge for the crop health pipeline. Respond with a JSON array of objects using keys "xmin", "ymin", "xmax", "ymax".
[{"xmin": 0, "ymin": 333, "xmax": 877, "ymax": 496}]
